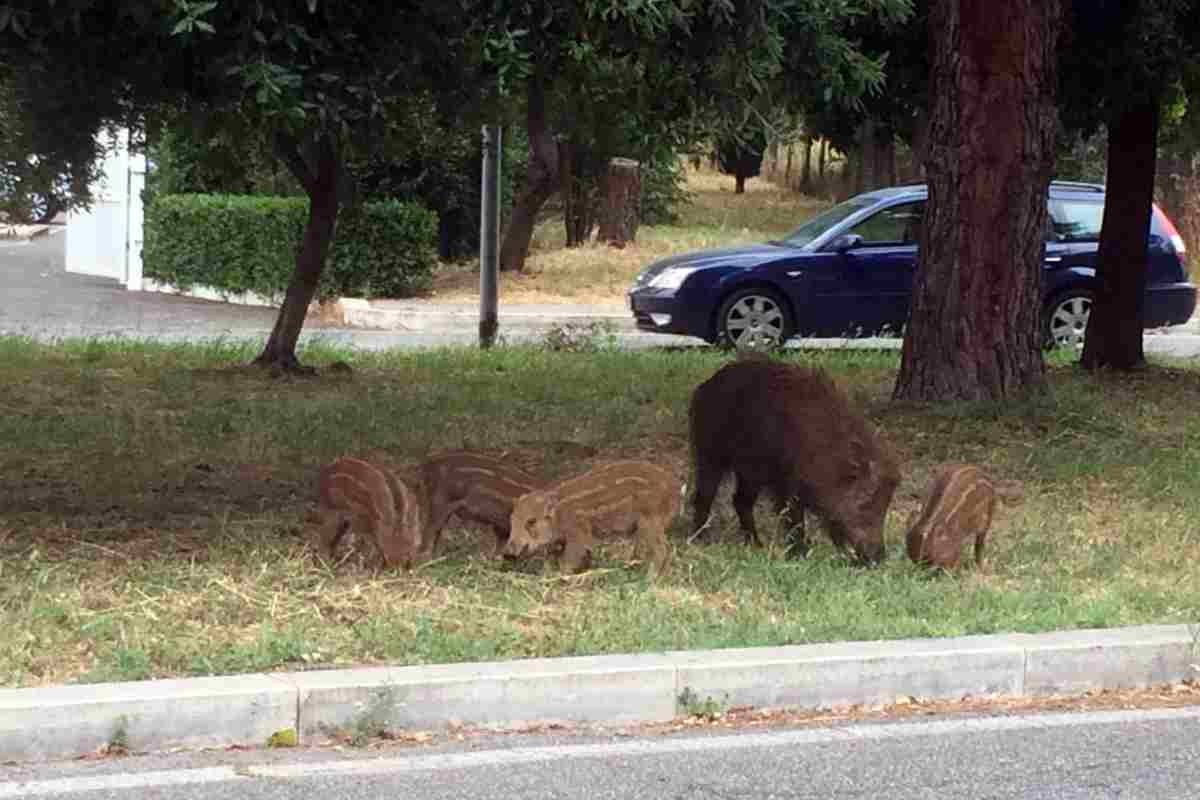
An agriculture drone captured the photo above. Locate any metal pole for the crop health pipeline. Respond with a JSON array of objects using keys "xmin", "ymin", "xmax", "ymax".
[{"xmin": 479, "ymin": 125, "xmax": 501, "ymax": 348}]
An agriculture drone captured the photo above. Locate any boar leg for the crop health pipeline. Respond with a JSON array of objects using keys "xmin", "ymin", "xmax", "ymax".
[
  {"xmin": 636, "ymin": 515, "xmax": 671, "ymax": 578},
  {"xmin": 559, "ymin": 523, "xmax": 596, "ymax": 574},
  {"xmin": 689, "ymin": 460, "xmax": 725, "ymax": 543},
  {"xmin": 779, "ymin": 496, "xmax": 810, "ymax": 559},
  {"xmin": 732, "ymin": 474, "xmax": 764, "ymax": 547},
  {"xmin": 312, "ymin": 509, "xmax": 352, "ymax": 561}
]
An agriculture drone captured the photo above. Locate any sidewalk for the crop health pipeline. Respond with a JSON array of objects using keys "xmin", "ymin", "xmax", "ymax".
[
  {"xmin": 335, "ymin": 297, "xmax": 635, "ymax": 334},
  {"xmin": 0, "ymin": 624, "xmax": 1195, "ymax": 763}
]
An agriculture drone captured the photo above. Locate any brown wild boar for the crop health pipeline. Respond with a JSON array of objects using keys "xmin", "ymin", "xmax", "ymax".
[
  {"xmin": 311, "ymin": 456, "xmax": 427, "ymax": 569},
  {"xmin": 503, "ymin": 460, "xmax": 680, "ymax": 576},
  {"xmin": 688, "ymin": 358, "xmax": 900, "ymax": 564},
  {"xmin": 906, "ymin": 464, "xmax": 995, "ymax": 569},
  {"xmin": 415, "ymin": 450, "xmax": 548, "ymax": 557}
]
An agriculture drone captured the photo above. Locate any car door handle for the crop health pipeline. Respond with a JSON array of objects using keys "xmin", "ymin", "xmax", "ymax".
[{"xmin": 1044, "ymin": 256, "xmax": 1062, "ymax": 262}]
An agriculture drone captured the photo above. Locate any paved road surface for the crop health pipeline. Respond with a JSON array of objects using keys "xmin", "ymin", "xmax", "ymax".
[
  {"xmin": 1, "ymin": 706, "xmax": 1197, "ymax": 799},
  {"xmin": 0, "ymin": 230, "xmax": 281, "ymax": 339},
  {"xmin": 5, "ymin": 230, "xmax": 1200, "ymax": 357}
]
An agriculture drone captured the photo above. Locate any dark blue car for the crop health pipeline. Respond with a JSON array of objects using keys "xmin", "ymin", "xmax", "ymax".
[{"xmin": 628, "ymin": 182, "xmax": 1196, "ymax": 349}]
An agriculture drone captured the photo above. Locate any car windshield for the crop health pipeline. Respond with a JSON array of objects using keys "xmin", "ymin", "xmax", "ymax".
[{"xmin": 774, "ymin": 196, "xmax": 877, "ymax": 248}]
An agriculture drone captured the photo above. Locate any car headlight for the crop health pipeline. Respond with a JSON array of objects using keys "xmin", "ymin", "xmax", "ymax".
[{"xmin": 647, "ymin": 267, "xmax": 699, "ymax": 290}]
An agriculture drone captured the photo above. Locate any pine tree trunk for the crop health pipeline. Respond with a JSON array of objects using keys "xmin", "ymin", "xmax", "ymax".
[
  {"xmin": 597, "ymin": 158, "xmax": 641, "ymax": 248},
  {"xmin": 1079, "ymin": 98, "xmax": 1160, "ymax": 371},
  {"xmin": 734, "ymin": 174, "xmax": 746, "ymax": 194},
  {"xmin": 499, "ymin": 76, "xmax": 559, "ymax": 272},
  {"xmin": 254, "ymin": 133, "xmax": 341, "ymax": 373},
  {"xmin": 893, "ymin": 0, "xmax": 1060, "ymax": 402}
]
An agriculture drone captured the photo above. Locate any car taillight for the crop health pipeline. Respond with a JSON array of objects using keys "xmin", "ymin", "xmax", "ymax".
[{"xmin": 1154, "ymin": 204, "xmax": 1187, "ymax": 253}]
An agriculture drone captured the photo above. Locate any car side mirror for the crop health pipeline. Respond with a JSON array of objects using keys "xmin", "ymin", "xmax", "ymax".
[{"xmin": 829, "ymin": 233, "xmax": 864, "ymax": 253}]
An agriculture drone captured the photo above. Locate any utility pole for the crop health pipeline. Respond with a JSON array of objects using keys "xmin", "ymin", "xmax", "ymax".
[{"xmin": 479, "ymin": 125, "xmax": 501, "ymax": 348}]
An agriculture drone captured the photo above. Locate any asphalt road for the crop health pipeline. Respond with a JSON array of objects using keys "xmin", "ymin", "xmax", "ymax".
[
  {"xmin": 5, "ymin": 229, "xmax": 1200, "ymax": 356},
  {"xmin": 1, "ymin": 706, "xmax": 1197, "ymax": 799}
]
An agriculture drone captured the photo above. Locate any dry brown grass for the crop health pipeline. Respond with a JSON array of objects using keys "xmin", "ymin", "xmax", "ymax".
[{"xmin": 427, "ymin": 167, "xmax": 829, "ymax": 303}]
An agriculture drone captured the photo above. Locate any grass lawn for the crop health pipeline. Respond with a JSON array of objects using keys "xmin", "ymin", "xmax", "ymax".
[
  {"xmin": 427, "ymin": 168, "xmax": 828, "ymax": 303},
  {"xmin": 2, "ymin": 334, "xmax": 1199, "ymax": 689}
]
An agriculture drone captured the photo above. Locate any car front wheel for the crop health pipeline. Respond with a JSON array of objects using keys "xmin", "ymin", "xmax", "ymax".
[
  {"xmin": 716, "ymin": 288, "xmax": 794, "ymax": 350},
  {"xmin": 1044, "ymin": 289, "xmax": 1093, "ymax": 349}
]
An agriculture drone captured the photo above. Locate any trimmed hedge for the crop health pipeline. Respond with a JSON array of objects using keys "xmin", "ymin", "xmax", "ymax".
[{"xmin": 142, "ymin": 194, "xmax": 438, "ymax": 300}]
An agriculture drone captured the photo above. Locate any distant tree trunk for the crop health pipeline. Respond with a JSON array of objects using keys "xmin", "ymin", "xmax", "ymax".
[
  {"xmin": 784, "ymin": 144, "xmax": 794, "ymax": 184},
  {"xmin": 909, "ymin": 107, "xmax": 931, "ymax": 181},
  {"xmin": 800, "ymin": 137, "xmax": 813, "ymax": 190},
  {"xmin": 893, "ymin": 0, "xmax": 1060, "ymax": 402},
  {"xmin": 560, "ymin": 139, "xmax": 597, "ymax": 246},
  {"xmin": 818, "ymin": 139, "xmax": 828, "ymax": 180},
  {"xmin": 499, "ymin": 75, "xmax": 559, "ymax": 272},
  {"xmin": 734, "ymin": 174, "xmax": 746, "ymax": 194},
  {"xmin": 254, "ymin": 132, "xmax": 341, "ymax": 373},
  {"xmin": 1080, "ymin": 96, "xmax": 1160, "ymax": 371},
  {"xmin": 597, "ymin": 158, "xmax": 641, "ymax": 248},
  {"xmin": 878, "ymin": 126, "xmax": 897, "ymax": 187},
  {"xmin": 856, "ymin": 119, "xmax": 878, "ymax": 192}
]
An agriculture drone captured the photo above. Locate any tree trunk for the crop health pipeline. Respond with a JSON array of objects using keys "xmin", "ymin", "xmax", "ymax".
[
  {"xmin": 734, "ymin": 174, "xmax": 746, "ymax": 194},
  {"xmin": 1080, "ymin": 96, "xmax": 1160, "ymax": 371},
  {"xmin": 499, "ymin": 75, "xmax": 559, "ymax": 272},
  {"xmin": 893, "ymin": 0, "xmax": 1060, "ymax": 402},
  {"xmin": 560, "ymin": 139, "xmax": 596, "ymax": 246},
  {"xmin": 818, "ymin": 138, "xmax": 828, "ymax": 180},
  {"xmin": 857, "ymin": 119, "xmax": 878, "ymax": 192},
  {"xmin": 878, "ymin": 126, "xmax": 897, "ymax": 187},
  {"xmin": 597, "ymin": 158, "xmax": 641, "ymax": 248},
  {"xmin": 909, "ymin": 106, "xmax": 931, "ymax": 182},
  {"xmin": 254, "ymin": 133, "xmax": 341, "ymax": 373},
  {"xmin": 784, "ymin": 144, "xmax": 794, "ymax": 184},
  {"xmin": 800, "ymin": 137, "xmax": 813, "ymax": 190}
]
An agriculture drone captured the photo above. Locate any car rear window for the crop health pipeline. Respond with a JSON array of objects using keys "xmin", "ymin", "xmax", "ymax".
[{"xmin": 1049, "ymin": 199, "xmax": 1104, "ymax": 241}]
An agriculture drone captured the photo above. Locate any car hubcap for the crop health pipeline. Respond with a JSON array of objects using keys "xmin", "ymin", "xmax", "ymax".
[
  {"xmin": 726, "ymin": 295, "xmax": 785, "ymax": 348},
  {"xmin": 1049, "ymin": 295, "xmax": 1091, "ymax": 348}
]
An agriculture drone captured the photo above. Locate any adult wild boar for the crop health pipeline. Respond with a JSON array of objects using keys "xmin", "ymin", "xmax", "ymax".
[{"xmin": 688, "ymin": 358, "xmax": 901, "ymax": 564}]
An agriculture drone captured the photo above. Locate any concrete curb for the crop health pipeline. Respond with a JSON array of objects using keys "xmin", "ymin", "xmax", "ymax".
[
  {"xmin": 0, "ymin": 624, "xmax": 1195, "ymax": 763},
  {"xmin": 0, "ymin": 224, "xmax": 51, "ymax": 241}
]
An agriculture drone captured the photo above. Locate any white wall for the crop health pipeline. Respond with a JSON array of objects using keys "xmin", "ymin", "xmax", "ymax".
[{"xmin": 65, "ymin": 128, "xmax": 147, "ymax": 289}]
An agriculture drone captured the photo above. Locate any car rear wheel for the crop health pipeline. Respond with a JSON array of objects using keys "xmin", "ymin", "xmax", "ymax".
[
  {"xmin": 1044, "ymin": 289, "xmax": 1093, "ymax": 349},
  {"xmin": 716, "ymin": 288, "xmax": 794, "ymax": 350}
]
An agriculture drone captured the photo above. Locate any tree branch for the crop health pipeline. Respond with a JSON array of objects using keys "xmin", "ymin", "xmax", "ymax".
[{"xmin": 273, "ymin": 130, "xmax": 316, "ymax": 195}]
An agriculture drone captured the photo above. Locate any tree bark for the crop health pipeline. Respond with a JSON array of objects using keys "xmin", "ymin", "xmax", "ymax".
[
  {"xmin": 1079, "ymin": 98, "xmax": 1160, "ymax": 371},
  {"xmin": 800, "ymin": 137, "xmax": 813, "ymax": 190},
  {"xmin": 498, "ymin": 75, "xmax": 559, "ymax": 272},
  {"xmin": 597, "ymin": 158, "xmax": 641, "ymax": 248},
  {"xmin": 818, "ymin": 138, "xmax": 828, "ymax": 180},
  {"xmin": 254, "ymin": 132, "xmax": 341, "ymax": 373},
  {"xmin": 893, "ymin": 0, "xmax": 1060, "ymax": 402},
  {"xmin": 560, "ymin": 139, "xmax": 597, "ymax": 246}
]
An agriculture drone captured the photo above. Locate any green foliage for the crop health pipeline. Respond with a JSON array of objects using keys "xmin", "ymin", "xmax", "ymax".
[
  {"xmin": 678, "ymin": 687, "xmax": 728, "ymax": 720},
  {"xmin": 143, "ymin": 194, "xmax": 437, "ymax": 300},
  {"xmin": 147, "ymin": 118, "xmax": 301, "ymax": 198}
]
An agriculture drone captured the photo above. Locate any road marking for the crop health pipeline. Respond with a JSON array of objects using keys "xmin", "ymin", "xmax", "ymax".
[
  {"xmin": 0, "ymin": 766, "xmax": 243, "ymax": 798},
  {"xmin": 2, "ymin": 706, "xmax": 1199, "ymax": 795}
]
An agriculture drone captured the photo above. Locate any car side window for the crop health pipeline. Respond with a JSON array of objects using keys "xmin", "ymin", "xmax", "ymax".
[
  {"xmin": 1048, "ymin": 199, "xmax": 1104, "ymax": 242},
  {"xmin": 846, "ymin": 201, "xmax": 925, "ymax": 245}
]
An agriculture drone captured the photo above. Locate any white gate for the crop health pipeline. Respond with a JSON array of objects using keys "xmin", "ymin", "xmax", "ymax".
[{"xmin": 65, "ymin": 128, "xmax": 146, "ymax": 289}]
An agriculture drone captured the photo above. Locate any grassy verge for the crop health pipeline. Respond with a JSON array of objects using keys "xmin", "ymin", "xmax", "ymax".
[{"xmin": 2, "ymin": 336, "xmax": 1198, "ymax": 688}]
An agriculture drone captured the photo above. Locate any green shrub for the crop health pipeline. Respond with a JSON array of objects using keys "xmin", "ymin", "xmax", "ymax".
[{"xmin": 142, "ymin": 194, "xmax": 437, "ymax": 300}]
